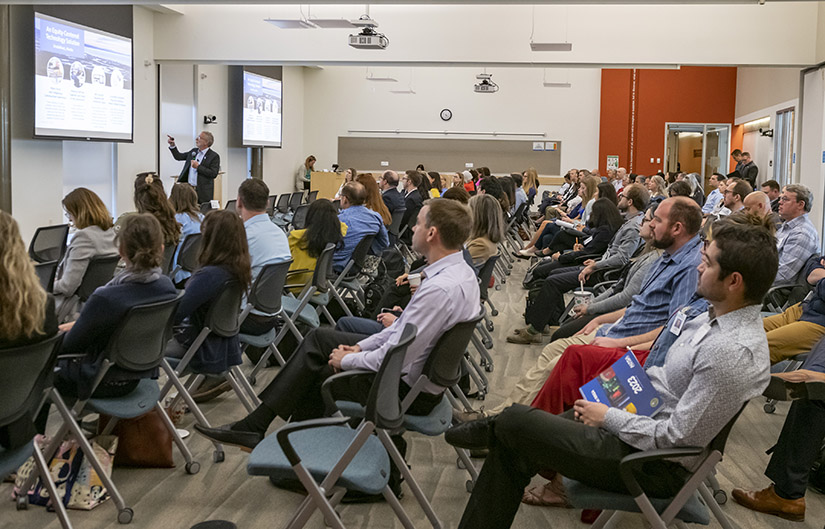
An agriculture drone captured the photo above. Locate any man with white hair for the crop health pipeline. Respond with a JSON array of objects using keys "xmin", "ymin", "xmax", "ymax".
[
  {"xmin": 615, "ymin": 167, "xmax": 627, "ymax": 192},
  {"xmin": 168, "ymin": 131, "xmax": 221, "ymax": 203}
]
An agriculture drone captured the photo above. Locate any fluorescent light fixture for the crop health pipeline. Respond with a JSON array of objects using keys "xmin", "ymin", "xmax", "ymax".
[
  {"xmin": 366, "ymin": 75, "xmax": 398, "ymax": 82},
  {"xmin": 265, "ymin": 18, "xmax": 317, "ymax": 29},
  {"xmin": 543, "ymin": 82, "xmax": 571, "ymax": 88},
  {"xmin": 310, "ymin": 18, "xmax": 356, "ymax": 29},
  {"xmin": 390, "ymin": 89, "xmax": 416, "ymax": 94},
  {"xmin": 530, "ymin": 42, "xmax": 573, "ymax": 52}
]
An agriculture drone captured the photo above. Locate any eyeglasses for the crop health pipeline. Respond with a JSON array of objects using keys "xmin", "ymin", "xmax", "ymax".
[{"xmin": 779, "ymin": 196, "xmax": 797, "ymax": 202}]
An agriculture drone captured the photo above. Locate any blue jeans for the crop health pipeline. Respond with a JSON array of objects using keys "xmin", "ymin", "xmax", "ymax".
[{"xmin": 335, "ymin": 316, "xmax": 384, "ymax": 336}]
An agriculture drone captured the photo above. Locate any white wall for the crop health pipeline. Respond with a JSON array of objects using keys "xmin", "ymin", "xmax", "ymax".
[
  {"xmin": 302, "ymin": 66, "xmax": 601, "ymax": 176},
  {"xmin": 799, "ymin": 68, "xmax": 825, "ymax": 235},
  {"xmin": 152, "ymin": 3, "xmax": 819, "ymax": 67},
  {"xmin": 735, "ymin": 67, "xmax": 800, "ymax": 119}
]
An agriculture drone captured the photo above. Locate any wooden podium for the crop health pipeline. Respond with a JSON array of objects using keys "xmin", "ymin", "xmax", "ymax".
[{"xmin": 310, "ymin": 171, "xmax": 345, "ymax": 200}]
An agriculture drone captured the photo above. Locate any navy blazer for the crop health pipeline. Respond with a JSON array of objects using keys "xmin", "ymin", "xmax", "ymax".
[{"xmin": 382, "ymin": 187, "xmax": 405, "ymax": 215}]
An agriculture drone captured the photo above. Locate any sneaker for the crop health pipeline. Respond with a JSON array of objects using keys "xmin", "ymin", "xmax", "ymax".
[{"xmin": 506, "ymin": 329, "xmax": 542, "ymax": 344}]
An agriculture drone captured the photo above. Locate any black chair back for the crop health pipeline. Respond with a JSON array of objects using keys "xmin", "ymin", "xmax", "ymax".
[
  {"xmin": 161, "ymin": 244, "xmax": 176, "ymax": 275},
  {"xmin": 103, "ymin": 293, "xmax": 183, "ymax": 373},
  {"xmin": 225, "ymin": 200, "xmax": 237, "ymax": 213},
  {"xmin": 289, "ymin": 192, "xmax": 304, "ymax": 211},
  {"xmin": 312, "ymin": 244, "xmax": 336, "ymax": 293},
  {"xmin": 0, "ymin": 334, "xmax": 63, "ymax": 428},
  {"xmin": 306, "ymin": 190, "xmax": 318, "ymax": 204},
  {"xmin": 266, "ymin": 195, "xmax": 277, "ymax": 216},
  {"xmin": 421, "ymin": 313, "xmax": 484, "ymax": 387},
  {"xmin": 205, "ymin": 280, "xmax": 244, "ymax": 338},
  {"xmin": 28, "ymin": 224, "xmax": 70, "ymax": 263},
  {"xmin": 476, "ymin": 254, "xmax": 499, "ymax": 301},
  {"xmin": 276, "ymin": 194, "xmax": 290, "ymax": 214},
  {"xmin": 34, "ymin": 260, "xmax": 58, "ymax": 293},
  {"xmin": 347, "ymin": 233, "xmax": 376, "ymax": 278},
  {"xmin": 249, "ymin": 261, "xmax": 292, "ymax": 315},
  {"xmin": 364, "ymin": 324, "xmax": 417, "ymax": 430},
  {"xmin": 388, "ymin": 208, "xmax": 407, "ymax": 238},
  {"xmin": 76, "ymin": 255, "xmax": 120, "ymax": 301},
  {"xmin": 200, "ymin": 203, "xmax": 213, "ymax": 215},
  {"xmin": 178, "ymin": 233, "xmax": 203, "ymax": 273},
  {"xmin": 333, "ymin": 199, "xmax": 341, "ymax": 211},
  {"xmin": 292, "ymin": 204, "xmax": 310, "ymax": 230},
  {"xmin": 708, "ymin": 404, "xmax": 748, "ymax": 456}
]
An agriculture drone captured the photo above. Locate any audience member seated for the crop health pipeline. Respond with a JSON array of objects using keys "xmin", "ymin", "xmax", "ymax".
[
  {"xmin": 743, "ymin": 191, "xmax": 774, "ymax": 218},
  {"xmin": 37, "ymin": 214, "xmax": 178, "ymax": 432},
  {"xmin": 134, "ymin": 174, "xmax": 181, "ymax": 249},
  {"xmin": 0, "ymin": 212, "xmax": 58, "ymax": 450},
  {"xmin": 549, "ymin": 204, "xmax": 663, "ymax": 341},
  {"xmin": 425, "ymin": 171, "xmax": 443, "ymax": 198},
  {"xmin": 53, "ymin": 187, "xmax": 118, "ymax": 317},
  {"xmin": 702, "ymin": 172, "xmax": 726, "ymax": 214},
  {"xmin": 237, "ymin": 178, "xmax": 291, "ymax": 338},
  {"xmin": 165, "ymin": 210, "xmax": 251, "ymax": 376},
  {"xmin": 357, "ymin": 173, "xmax": 392, "ymax": 226},
  {"xmin": 334, "ymin": 181, "xmax": 389, "ymax": 273},
  {"xmin": 494, "ymin": 197, "xmax": 702, "ymax": 412},
  {"xmin": 512, "ymin": 173, "xmax": 528, "ymax": 212},
  {"xmin": 287, "ymin": 199, "xmax": 346, "ymax": 287},
  {"xmin": 539, "ymin": 195, "xmax": 622, "ymax": 260},
  {"xmin": 499, "ymin": 176, "xmax": 518, "ymax": 214},
  {"xmin": 379, "ymin": 170, "xmax": 404, "ymax": 214},
  {"xmin": 762, "ymin": 179, "xmax": 781, "ymax": 213},
  {"xmin": 193, "ymin": 198, "xmax": 481, "ymax": 453},
  {"xmin": 446, "ymin": 215, "xmax": 777, "ymax": 529},
  {"xmin": 168, "ymin": 183, "xmax": 203, "ymax": 284},
  {"xmin": 466, "ymin": 194, "xmax": 505, "ymax": 267},
  {"xmin": 441, "ymin": 186, "xmax": 470, "ymax": 204},
  {"xmin": 718, "ymin": 178, "xmax": 750, "ymax": 218},
  {"xmin": 775, "ymin": 183, "xmax": 820, "ymax": 285},
  {"xmin": 462, "ymin": 170, "xmax": 476, "ymax": 194},
  {"xmin": 400, "ymin": 170, "xmax": 428, "ymax": 240},
  {"xmin": 509, "ymin": 194, "xmax": 645, "ymax": 344},
  {"xmin": 479, "ymin": 176, "xmax": 511, "ymax": 213},
  {"xmin": 763, "ymin": 254, "xmax": 825, "ymax": 364},
  {"xmin": 523, "ymin": 167, "xmax": 539, "ymax": 205},
  {"xmin": 732, "ymin": 335, "xmax": 825, "ymax": 521},
  {"xmin": 684, "ymin": 172, "xmax": 705, "ymax": 206},
  {"xmin": 334, "ymin": 167, "xmax": 356, "ymax": 200},
  {"xmin": 668, "ymin": 180, "xmax": 692, "ymax": 198}
]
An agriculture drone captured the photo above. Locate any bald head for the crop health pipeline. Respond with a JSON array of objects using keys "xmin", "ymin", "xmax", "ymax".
[{"xmin": 743, "ymin": 191, "xmax": 772, "ymax": 217}]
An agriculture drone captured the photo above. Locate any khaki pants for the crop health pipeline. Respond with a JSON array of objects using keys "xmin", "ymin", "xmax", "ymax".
[
  {"xmin": 490, "ymin": 331, "xmax": 597, "ymax": 414},
  {"xmin": 763, "ymin": 303, "xmax": 825, "ymax": 364}
]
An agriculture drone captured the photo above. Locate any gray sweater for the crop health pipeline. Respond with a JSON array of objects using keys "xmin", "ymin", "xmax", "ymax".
[
  {"xmin": 592, "ymin": 212, "xmax": 643, "ymax": 272},
  {"xmin": 53, "ymin": 226, "xmax": 118, "ymax": 298},
  {"xmin": 602, "ymin": 304, "xmax": 769, "ymax": 469},
  {"xmin": 587, "ymin": 249, "xmax": 663, "ymax": 315}
]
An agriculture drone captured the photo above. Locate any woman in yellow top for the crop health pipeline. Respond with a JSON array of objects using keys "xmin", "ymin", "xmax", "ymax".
[{"xmin": 287, "ymin": 199, "xmax": 346, "ymax": 286}]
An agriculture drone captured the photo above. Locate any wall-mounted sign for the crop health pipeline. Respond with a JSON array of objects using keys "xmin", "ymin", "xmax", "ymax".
[
  {"xmin": 532, "ymin": 141, "xmax": 545, "ymax": 151},
  {"xmin": 606, "ymin": 155, "xmax": 619, "ymax": 171}
]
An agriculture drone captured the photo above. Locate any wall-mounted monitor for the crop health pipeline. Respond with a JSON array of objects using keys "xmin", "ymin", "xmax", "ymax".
[
  {"xmin": 242, "ymin": 70, "xmax": 282, "ymax": 148},
  {"xmin": 34, "ymin": 12, "xmax": 133, "ymax": 141}
]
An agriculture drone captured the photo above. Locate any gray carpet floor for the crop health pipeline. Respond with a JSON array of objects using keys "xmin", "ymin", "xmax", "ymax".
[{"xmin": 2, "ymin": 256, "xmax": 824, "ymax": 529}]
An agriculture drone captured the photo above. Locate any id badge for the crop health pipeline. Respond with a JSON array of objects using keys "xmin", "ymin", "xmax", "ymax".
[{"xmin": 669, "ymin": 311, "xmax": 687, "ymax": 336}]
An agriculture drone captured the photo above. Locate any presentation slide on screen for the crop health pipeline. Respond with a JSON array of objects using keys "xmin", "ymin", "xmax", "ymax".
[
  {"xmin": 34, "ymin": 13, "xmax": 133, "ymax": 140},
  {"xmin": 243, "ymin": 71, "xmax": 282, "ymax": 147}
]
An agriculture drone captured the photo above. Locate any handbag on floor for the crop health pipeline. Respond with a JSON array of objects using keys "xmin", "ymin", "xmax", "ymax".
[{"xmin": 98, "ymin": 408, "xmax": 174, "ymax": 468}]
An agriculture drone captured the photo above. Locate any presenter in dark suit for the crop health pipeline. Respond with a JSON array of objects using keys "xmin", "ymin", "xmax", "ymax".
[
  {"xmin": 167, "ymin": 131, "xmax": 221, "ymax": 204},
  {"xmin": 379, "ymin": 170, "xmax": 405, "ymax": 214}
]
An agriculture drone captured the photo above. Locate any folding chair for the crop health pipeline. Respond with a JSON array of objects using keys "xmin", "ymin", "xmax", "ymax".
[
  {"xmin": 234, "ymin": 261, "xmax": 302, "ymax": 410},
  {"xmin": 333, "ymin": 199, "xmax": 341, "ymax": 210},
  {"xmin": 564, "ymin": 406, "xmax": 747, "ymax": 529},
  {"xmin": 56, "ymin": 254, "xmax": 120, "ymax": 322},
  {"xmin": 292, "ymin": 204, "xmax": 309, "ymax": 230},
  {"xmin": 288, "ymin": 191, "xmax": 304, "ymax": 212},
  {"xmin": 3, "ymin": 334, "xmax": 73, "ymax": 529},
  {"xmin": 169, "ymin": 233, "xmax": 203, "ymax": 281},
  {"xmin": 160, "ymin": 243, "xmax": 176, "ymax": 276},
  {"xmin": 266, "ymin": 195, "xmax": 277, "ymax": 217},
  {"xmin": 158, "ymin": 280, "xmax": 244, "ymax": 463},
  {"xmin": 28, "ymin": 224, "xmax": 70, "ymax": 263},
  {"xmin": 321, "ymin": 233, "xmax": 376, "ymax": 319},
  {"xmin": 305, "ymin": 190, "xmax": 318, "ymax": 204},
  {"xmin": 224, "ymin": 199, "xmax": 237, "ymax": 213},
  {"xmin": 333, "ymin": 315, "xmax": 484, "ymax": 526},
  {"xmin": 34, "ymin": 260, "xmax": 58, "ymax": 292},
  {"xmin": 199, "ymin": 203, "xmax": 212, "ymax": 215},
  {"xmin": 23, "ymin": 294, "xmax": 189, "ymax": 525},
  {"xmin": 388, "ymin": 207, "xmax": 407, "ymax": 243},
  {"xmin": 273, "ymin": 194, "xmax": 295, "ymax": 228},
  {"xmin": 247, "ymin": 324, "xmax": 419, "ymax": 529},
  {"xmin": 764, "ymin": 352, "xmax": 810, "ymax": 414}
]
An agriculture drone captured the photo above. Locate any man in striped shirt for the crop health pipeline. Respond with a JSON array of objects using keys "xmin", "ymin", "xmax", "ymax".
[
  {"xmin": 491, "ymin": 197, "xmax": 704, "ymax": 413},
  {"xmin": 774, "ymin": 184, "xmax": 820, "ymax": 285}
]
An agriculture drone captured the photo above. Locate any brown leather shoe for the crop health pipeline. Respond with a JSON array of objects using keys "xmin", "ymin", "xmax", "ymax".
[{"xmin": 731, "ymin": 484, "xmax": 805, "ymax": 521}]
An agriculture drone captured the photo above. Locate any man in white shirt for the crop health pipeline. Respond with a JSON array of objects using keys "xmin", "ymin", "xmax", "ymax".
[
  {"xmin": 702, "ymin": 172, "xmax": 726, "ymax": 214},
  {"xmin": 168, "ymin": 131, "xmax": 221, "ymax": 204}
]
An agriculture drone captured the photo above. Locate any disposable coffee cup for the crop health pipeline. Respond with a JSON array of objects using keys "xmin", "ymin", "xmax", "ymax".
[
  {"xmin": 408, "ymin": 273, "xmax": 421, "ymax": 288},
  {"xmin": 569, "ymin": 290, "xmax": 594, "ymax": 317}
]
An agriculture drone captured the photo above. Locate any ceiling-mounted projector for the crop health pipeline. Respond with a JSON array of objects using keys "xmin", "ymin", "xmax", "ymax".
[
  {"xmin": 474, "ymin": 73, "xmax": 499, "ymax": 94},
  {"xmin": 349, "ymin": 15, "xmax": 389, "ymax": 49}
]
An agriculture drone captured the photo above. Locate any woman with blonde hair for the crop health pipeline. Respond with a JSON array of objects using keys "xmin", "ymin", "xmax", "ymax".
[
  {"xmin": 0, "ymin": 212, "xmax": 58, "ymax": 449},
  {"xmin": 168, "ymin": 183, "xmax": 204, "ymax": 284},
  {"xmin": 646, "ymin": 175, "xmax": 668, "ymax": 204},
  {"xmin": 334, "ymin": 167, "xmax": 357, "ymax": 200},
  {"xmin": 523, "ymin": 167, "xmax": 539, "ymax": 204},
  {"xmin": 357, "ymin": 173, "xmax": 392, "ymax": 225},
  {"xmin": 54, "ymin": 188, "xmax": 118, "ymax": 315},
  {"xmin": 467, "ymin": 194, "xmax": 504, "ymax": 266}
]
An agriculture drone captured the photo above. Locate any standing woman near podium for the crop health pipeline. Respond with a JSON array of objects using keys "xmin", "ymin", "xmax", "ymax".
[{"xmin": 296, "ymin": 155, "xmax": 316, "ymax": 191}]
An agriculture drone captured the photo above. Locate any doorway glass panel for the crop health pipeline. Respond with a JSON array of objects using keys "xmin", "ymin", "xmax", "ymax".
[{"xmin": 665, "ymin": 123, "xmax": 731, "ymax": 193}]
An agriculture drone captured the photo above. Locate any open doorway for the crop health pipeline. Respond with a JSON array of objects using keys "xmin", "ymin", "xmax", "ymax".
[{"xmin": 665, "ymin": 123, "xmax": 731, "ymax": 192}]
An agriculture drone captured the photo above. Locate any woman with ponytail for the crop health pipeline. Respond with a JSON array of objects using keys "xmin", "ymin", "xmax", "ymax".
[
  {"xmin": 133, "ymin": 174, "xmax": 181, "ymax": 247},
  {"xmin": 38, "ymin": 214, "xmax": 178, "ymax": 429}
]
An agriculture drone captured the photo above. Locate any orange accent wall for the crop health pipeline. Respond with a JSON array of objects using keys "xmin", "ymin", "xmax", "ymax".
[
  {"xmin": 730, "ymin": 124, "xmax": 745, "ymax": 173},
  {"xmin": 599, "ymin": 66, "xmax": 738, "ymax": 176}
]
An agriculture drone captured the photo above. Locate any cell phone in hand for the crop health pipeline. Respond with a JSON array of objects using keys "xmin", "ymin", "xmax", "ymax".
[{"xmin": 380, "ymin": 307, "xmax": 402, "ymax": 317}]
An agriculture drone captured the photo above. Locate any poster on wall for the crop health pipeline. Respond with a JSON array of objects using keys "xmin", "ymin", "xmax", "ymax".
[{"xmin": 606, "ymin": 155, "xmax": 619, "ymax": 171}]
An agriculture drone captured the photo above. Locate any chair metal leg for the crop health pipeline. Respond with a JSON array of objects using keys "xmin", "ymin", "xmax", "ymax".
[
  {"xmin": 377, "ymin": 430, "xmax": 443, "ymax": 529},
  {"xmin": 231, "ymin": 365, "xmax": 262, "ymax": 408},
  {"xmin": 698, "ymin": 482, "xmax": 735, "ymax": 529},
  {"xmin": 31, "ymin": 442, "xmax": 74, "ymax": 529},
  {"xmin": 462, "ymin": 356, "xmax": 488, "ymax": 398},
  {"xmin": 226, "ymin": 370, "xmax": 256, "ymax": 413},
  {"xmin": 471, "ymin": 331, "xmax": 494, "ymax": 369},
  {"xmin": 153, "ymin": 402, "xmax": 199, "ymax": 474},
  {"xmin": 591, "ymin": 510, "xmax": 618, "ymax": 529},
  {"xmin": 448, "ymin": 385, "xmax": 475, "ymax": 412},
  {"xmin": 455, "ymin": 446, "xmax": 479, "ymax": 489},
  {"xmin": 382, "ymin": 485, "xmax": 417, "ymax": 529}
]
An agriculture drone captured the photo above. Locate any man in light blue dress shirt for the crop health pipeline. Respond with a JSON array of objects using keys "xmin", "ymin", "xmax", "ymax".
[
  {"xmin": 701, "ymin": 172, "xmax": 726, "ymax": 215},
  {"xmin": 334, "ymin": 181, "xmax": 389, "ymax": 272}
]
